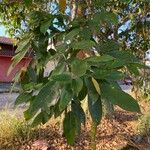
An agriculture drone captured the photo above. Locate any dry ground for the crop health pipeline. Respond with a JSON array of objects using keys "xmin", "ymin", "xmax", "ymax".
[
  {"xmin": 0, "ymin": 91, "xmax": 150, "ymax": 150},
  {"xmin": 1, "ymin": 107, "xmax": 150, "ymax": 150}
]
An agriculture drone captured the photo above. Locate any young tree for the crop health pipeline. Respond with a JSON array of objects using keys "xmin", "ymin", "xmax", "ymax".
[{"xmin": 1, "ymin": 0, "xmax": 149, "ymax": 149}]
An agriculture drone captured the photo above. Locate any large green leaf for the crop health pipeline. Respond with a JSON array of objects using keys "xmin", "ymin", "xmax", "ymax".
[
  {"xmin": 40, "ymin": 18, "xmax": 52, "ymax": 34},
  {"xmin": 93, "ymin": 69, "xmax": 125, "ymax": 81},
  {"xmin": 85, "ymin": 55, "xmax": 115, "ymax": 63},
  {"xmin": 56, "ymin": 43, "xmax": 68, "ymax": 53},
  {"xmin": 97, "ymin": 40, "xmax": 120, "ymax": 53},
  {"xmin": 72, "ymin": 101, "xmax": 86, "ymax": 125},
  {"xmin": 127, "ymin": 64, "xmax": 140, "ymax": 76},
  {"xmin": 15, "ymin": 92, "xmax": 32, "ymax": 105},
  {"xmin": 85, "ymin": 77, "xmax": 102, "ymax": 124},
  {"xmin": 108, "ymin": 50, "xmax": 138, "ymax": 63},
  {"xmin": 31, "ymin": 111, "xmax": 50, "ymax": 127},
  {"xmin": 51, "ymin": 73, "xmax": 72, "ymax": 83},
  {"xmin": 79, "ymin": 27, "xmax": 92, "ymax": 40},
  {"xmin": 8, "ymin": 37, "xmax": 31, "ymax": 75},
  {"xmin": 24, "ymin": 81, "xmax": 58, "ymax": 120},
  {"xmin": 65, "ymin": 28, "xmax": 80, "ymax": 42},
  {"xmin": 85, "ymin": 77, "xmax": 99, "ymax": 102},
  {"xmin": 71, "ymin": 40, "xmax": 95, "ymax": 50},
  {"xmin": 71, "ymin": 59, "xmax": 88, "ymax": 77},
  {"xmin": 100, "ymin": 81, "xmax": 141, "ymax": 113},
  {"xmin": 63, "ymin": 111, "xmax": 78, "ymax": 145},
  {"xmin": 27, "ymin": 65, "xmax": 37, "ymax": 83},
  {"xmin": 59, "ymin": 87, "xmax": 72, "ymax": 111},
  {"xmin": 72, "ymin": 78, "xmax": 83, "ymax": 96},
  {"xmin": 51, "ymin": 62, "xmax": 66, "ymax": 77},
  {"xmin": 24, "ymin": 0, "xmax": 32, "ymax": 6},
  {"xmin": 88, "ymin": 95, "xmax": 102, "ymax": 124},
  {"xmin": 78, "ymin": 81, "xmax": 87, "ymax": 101},
  {"xmin": 15, "ymin": 37, "xmax": 31, "ymax": 53},
  {"xmin": 92, "ymin": 11, "xmax": 118, "ymax": 26}
]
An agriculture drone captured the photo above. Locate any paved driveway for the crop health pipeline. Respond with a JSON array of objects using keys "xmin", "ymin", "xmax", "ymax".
[
  {"xmin": 0, "ymin": 93, "xmax": 19, "ymax": 109},
  {"xmin": 0, "ymin": 83, "xmax": 133, "ymax": 109}
]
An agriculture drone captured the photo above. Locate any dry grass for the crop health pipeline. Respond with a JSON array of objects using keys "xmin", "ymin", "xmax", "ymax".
[{"xmin": 0, "ymin": 108, "xmax": 35, "ymax": 149}]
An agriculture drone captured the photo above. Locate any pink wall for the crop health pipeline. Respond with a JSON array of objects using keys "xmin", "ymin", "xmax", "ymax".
[{"xmin": 0, "ymin": 56, "xmax": 31, "ymax": 82}]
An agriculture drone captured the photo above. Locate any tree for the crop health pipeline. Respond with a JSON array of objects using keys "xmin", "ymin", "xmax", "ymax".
[{"xmin": 1, "ymin": 0, "xmax": 149, "ymax": 149}]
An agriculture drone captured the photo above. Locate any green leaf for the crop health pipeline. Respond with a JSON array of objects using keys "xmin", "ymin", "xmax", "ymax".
[
  {"xmin": 71, "ymin": 59, "xmax": 88, "ymax": 77},
  {"xmin": 56, "ymin": 43, "xmax": 68, "ymax": 53},
  {"xmin": 85, "ymin": 77, "xmax": 99, "ymax": 102},
  {"xmin": 109, "ymin": 60, "xmax": 126, "ymax": 68},
  {"xmin": 51, "ymin": 73, "xmax": 72, "ymax": 83},
  {"xmin": 65, "ymin": 28, "xmax": 80, "ymax": 42},
  {"xmin": 106, "ymin": 71, "xmax": 125, "ymax": 80},
  {"xmin": 108, "ymin": 50, "xmax": 138, "ymax": 63},
  {"xmin": 71, "ymin": 40, "xmax": 95, "ymax": 50},
  {"xmin": 106, "ymin": 12, "xmax": 118, "ymax": 25},
  {"xmin": 59, "ymin": 88, "xmax": 72, "ymax": 111},
  {"xmin": 15, "ymin": 92, "xmax": 32, "ymax": 105},
  {"xmin": 72, "ymin": 101, "xmax": 86, "ymax": 125},
  {"xmin": 25, "ymin": 81, "xmax": 58, "ymax": 120},
  {"xmin": 31, "ymin": 111, "xmax": 50, "ymax": 127},
  {"xmin": 97, "ymin": 40, "xmax": 120, "ymax": 53},
  {"xmin": 79, "ymin": 27, "xmax": 92, "ymax": 40},
  {"xmin": 78, "ymin": 81, "xmax": 87, "ymax": 101},
  {"xmin": 132, "ymin": 63, "xmax": 150, "ymax": 69},
  {"xmin": 72, "ymin": 78, "xmax": 83, "ymax": 96},
  {"xmin": 8, "ymin": 38, "xmax": 31, "ymax": 75},
  {"xmin": 127, "ymin": 64, "xmax": 140, "ymax": 76},
  {"xmin": 88, "ymin": 94, "xmax": 102, "ymax": 124},
  {"xmin": 31, "ymin": 112, "xmax": 43, "ymax": 127},
  {"xmin": 15, "ymin": 37, "xmax": 31, "ymax": 53},
  {"xmin": 93, "ymin": 69, "xmax": 125, "ymax": 81},
  {"xmin": 86, "ymin": 55, "xmax": 115, "ymax": 63},
  {"xmin": 27, "ymin": 65, "xmax": 37, "ymax": 83},
  {"xmin": 63, "ymin": 111, "xmax": 78, "ymax": 145},
  {"xmin": 24, "ymin": 0, "xmax": 32, "ymax": 6},
  {"xmin": 92, "ymin": 11, "xmax": 118, "ymax": 26},
  {"xmin": 51, "ymin": 62, "xmax": 66, "ymax": 77},
  {"xmin": 139, "ymin": 0, "xmax": 150, "ymax": 2},
  {"xmin": 92, "ymin": 69, "xmax": 109, "ymax": 79},
  {"xmin": 85, "ymin": 77, "xmax": 102, "ymax": 124},
  {"xmin": 100, "ymin": 81, "xmax": 141, "ymax": 113},
  {"xmin": 40, "ymin": 19, "xmax": 51, "ymax": 34}
]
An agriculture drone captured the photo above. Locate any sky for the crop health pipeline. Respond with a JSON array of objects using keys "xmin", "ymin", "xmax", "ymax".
[{"xmin": 0, "ymin": 25, "xmax": 9, "ymax": 37}]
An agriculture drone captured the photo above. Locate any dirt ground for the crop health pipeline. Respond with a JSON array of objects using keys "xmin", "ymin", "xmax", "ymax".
[
  {"xmin": 0, "ymin": 90, "xmax": 150, "ymax": 150},
  {"xmin": 1, "ymin": 107, "xmax": 150, "ymax": 150}
]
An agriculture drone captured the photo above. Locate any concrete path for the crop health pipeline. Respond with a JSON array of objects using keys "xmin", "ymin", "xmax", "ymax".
[
  {"xmin": 0, "ymin": 83, "xmax": 133, "ymax": 109},
  {"xmin": 0, "ymin": 93, "xmax": 19, "ymax": 109}
]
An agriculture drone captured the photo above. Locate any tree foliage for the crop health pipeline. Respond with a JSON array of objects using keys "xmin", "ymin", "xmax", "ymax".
[{"xmin": 0, "ymin": 0, "xmax": 150, "ymax": 147}]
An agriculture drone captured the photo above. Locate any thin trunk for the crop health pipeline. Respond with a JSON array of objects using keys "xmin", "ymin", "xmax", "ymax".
[{"xmin": 91, "ymin": 122, "xmax": 97, "ymax": 150}]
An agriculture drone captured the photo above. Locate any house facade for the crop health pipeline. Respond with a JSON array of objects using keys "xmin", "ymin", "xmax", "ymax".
[{"xmin": 0, "ymin": 37, "xmax": 31, "ymax": 82}]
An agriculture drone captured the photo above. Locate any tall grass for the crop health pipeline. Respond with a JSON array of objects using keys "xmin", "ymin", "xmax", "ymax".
[{"xmin": 0, "ymin": 108, "xmax": 34, "ymax": 149}]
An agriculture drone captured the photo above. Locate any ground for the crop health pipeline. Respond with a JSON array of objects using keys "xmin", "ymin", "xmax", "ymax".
[
  {"xmin": 0, "ymin": 89, "xmax": 150, "ymax": 150},
  {"xmin": 1, "ymin": 108, "xmax": 150, "ymax": 150}
]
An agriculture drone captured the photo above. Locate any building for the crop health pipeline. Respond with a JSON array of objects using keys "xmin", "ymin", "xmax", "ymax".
[{"xmin": 0, "ymin": 37, "xmax": 32, "ymax": 82}]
